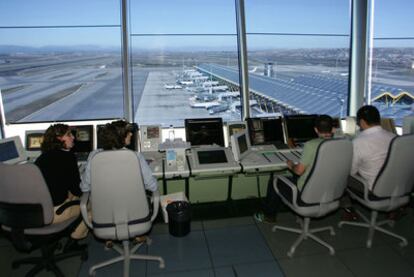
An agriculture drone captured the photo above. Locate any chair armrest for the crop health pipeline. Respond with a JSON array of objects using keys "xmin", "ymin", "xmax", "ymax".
[
  {"xmin": 55, "ymin": 200, "xmax": 80, "ymax": 215},
  {"xmin": 80, "ymin": 192, "xmax": 92, "ymax": 229},
  {"xmin": 273, "ymin": 175, "xmax": 299, "ymax": 207},
  {"xmin": 150, "ymin": 190, "xmax": 160, "ymax": 222}
]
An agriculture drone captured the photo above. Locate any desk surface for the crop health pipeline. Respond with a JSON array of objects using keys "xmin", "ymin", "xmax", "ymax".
[
  {"xmin": 240, "ymin": 148, "xmax": 302, "ymax": 173},
  {"xmin": 141, "ymin": 146, "xmax": 302, "ymax": 178}
]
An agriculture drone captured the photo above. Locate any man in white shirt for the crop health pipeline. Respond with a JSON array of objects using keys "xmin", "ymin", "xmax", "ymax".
[
  {"xmin": 351, "ymin": 105, "xmax": 395, "ymax": 189},
  {"xmin": 343, "ymin": 105, "xmax": 395, "ymax": 219}
]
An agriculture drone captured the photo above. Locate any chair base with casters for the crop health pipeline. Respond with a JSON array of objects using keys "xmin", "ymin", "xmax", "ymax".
[
  {"xmin": 90, "ymin": 238, "xmax": 165, "ymax": 277},
  {"xmin": 338, "ymin": 209, "xmax": 408, "ymax": 248},
  {"xmin": 11, "ymin": 239, "xmax": 87, "ymax": 277},
  {"xmin": 272, "ymin": 216, "xmax": 336, "ymax": 257}
]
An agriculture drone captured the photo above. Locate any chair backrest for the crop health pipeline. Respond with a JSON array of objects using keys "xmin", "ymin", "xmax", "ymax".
[
  {"xmin": 300, "ymin": 139, "xmax": 353, "ymax": 204},
  {"xmin": 372, "ymin": 134, "xmax": 414, "ymax": 198},
  {"xmin": 0, "ymin": 163, "xmax": 54, "ymax": 228},
  {"xmin": 90, "ymin": 149, "xmax": 151, "ymax": 240}
]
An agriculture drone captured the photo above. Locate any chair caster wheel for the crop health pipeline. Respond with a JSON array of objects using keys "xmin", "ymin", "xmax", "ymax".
[{"xmin": 399, "ymin": 241, "xmax": 408, "ymax": 247}]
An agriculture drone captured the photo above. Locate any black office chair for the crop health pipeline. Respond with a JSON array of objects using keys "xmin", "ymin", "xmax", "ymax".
[
  {"xmin": 338, "ymin": 134, "xmax": 414, "ymax": 248},
  {"xmin": 0, "ymin": 163, "xmax": 88, "ymax": 277}
]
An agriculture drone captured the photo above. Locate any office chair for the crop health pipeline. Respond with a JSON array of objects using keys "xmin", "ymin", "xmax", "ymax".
[
  {"xmin": 80, "ymin": 149, "xmax": 164, "ymax": 277},
  {"xmin": 272, "ymin": 139, "xmax": 353, "ymax": 257},
  {"xmin": 0, "ymin": 163, "xmax": 87, "ymax": 277},
  {"xmin": 338, "ymin": 134, "xmax": 414, "ymax": 248}
]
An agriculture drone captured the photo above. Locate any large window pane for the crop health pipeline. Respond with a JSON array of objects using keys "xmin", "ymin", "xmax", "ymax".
[
  {"xmin": 0, "ymin": 2, "xmax": 122, "ymax": 123},
  {"xmin": 368, "ymin": 0, "xmax": 414, "ymax": 126},
  {"xmin": 130, "ymin": 0, "xmax": 240, "ymax": 127},
  {"xmin": 0, "ymin": 0, "xmax": 119, "ymax": 26},
  {"xmin": 245, "ymin": 0, "xmax": 351, "ymax": 118}
]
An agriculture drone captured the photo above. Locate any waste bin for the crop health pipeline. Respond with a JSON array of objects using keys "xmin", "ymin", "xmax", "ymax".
[{"xmin": 166, "ymin": 201, "xmax": 191, "ymax": 237}]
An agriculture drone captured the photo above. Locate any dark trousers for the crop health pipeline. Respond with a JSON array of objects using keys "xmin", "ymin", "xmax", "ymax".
[{"xmin": 262, "ymin": 174, "xmax": 298, "ymax": 216}]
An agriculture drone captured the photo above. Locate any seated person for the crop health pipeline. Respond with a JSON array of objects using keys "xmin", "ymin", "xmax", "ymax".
[
  {"xmin": 81, "ymin": 120, "xmax": 157, "ymax": 193},
  {"xmin": 351, "ymin": 105, "xmax": 396, "ymax": 190},
  {"xmin": 342, "ymin": 105, "xmax": 396, "ymax": 219},
  {"xmin": 35, "ymin": 124, "xmax": 88, "ymax": 251},
  {"xmin": 254, "ymin": 115, "xmax": 335, "ymax": 223}
]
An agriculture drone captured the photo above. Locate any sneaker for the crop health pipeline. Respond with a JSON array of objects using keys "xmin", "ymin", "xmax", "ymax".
[
  {"xmin": 104, "ymin": 240, "xmax": 113, "ymax": 250},
  {"xmin": 342, "ymin": 208, "xmax": 358, "ymax": 221},
  {"xmin": 134, "ymin": 236, "xmax": 147, "ymax": 244},
  {"xmin": 254, "ymin": 212, "xmax": 276, "ymax": 223}
]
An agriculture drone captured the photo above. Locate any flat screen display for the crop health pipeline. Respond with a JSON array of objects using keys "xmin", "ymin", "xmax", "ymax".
[
  {"xmin": 0, "ymin": 141, "xmax": 19, "ymax": 162},
  {"xmin": 185, "ymin": 118, "xmax": 224, "ymax": 147},
  {"xmin": 238, "ymin": 133, "xmax": 249, "ymax": 156},
  {"xmin": 285, "ymin": 114, "xmax": 318, "ymax": 142},
  {"xmin": 147, "ymin": 126, "xmax": 160, "ymax": 139},
  {"xmin": 71, "ymin": 125, "xmax": 94, "ymax": 157},
  {"xmin": 197, "ymin": 149, "xmax": 227, "ymax": 164},
  {"xmin": 247, "ymin": 117, "xmax": 284, "ymax": 145},
  {"xmin": 25, "ymin": 131, "xmax": 45, "ymax": 151}
]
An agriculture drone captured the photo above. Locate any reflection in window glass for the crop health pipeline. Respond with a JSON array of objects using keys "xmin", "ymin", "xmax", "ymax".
[
  {"xmin": 0, "ymin": 2, "xmax": 122, "ymax": 123},
  {"xmin": 368, "ymin": 0, "xmax": 414, "ymax": 126},
  {"xmin": 130, "ymin": 0, "xmax": 240, "ymax": 127},
  {"xmin": 245, "ymin": 0, "xmax": 351, "ymax": 118}
]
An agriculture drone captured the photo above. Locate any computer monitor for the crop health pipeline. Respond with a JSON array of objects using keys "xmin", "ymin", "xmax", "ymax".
[
  {"xmin": 197, "ymin": 149, "xmax": 228, "ymax": 164},
  {"xmin": 0, "ymin": 136, "xmax": 27, "ymax": 164},
  {"xmin": 246, "ymin": 117, "xmax": 285, "ymax": 146},
  {"xmin": 284, "ymin": 114, "xmax": 318, "ymax": 143},
  {"xmin": 70, "ymin": 125, "xmax": 94, "ymax": 160},
  {"xmin": 25, "ymin": 130, "xmax": 45, "ymax": 160},
  {"xmin": 230, "ymin": 131, "xmax": 251, "ymax": 161},
  {"xmin": 185, "ymin": 117, "xmax": 224, "ymax": 147},
  {"xmin": 140, "ymin": 125, "xmax": 162, "ymax": 152},
  {"xmin": 226, "ymin": 121, "xmax": 247, "ymax": 147},
  {"xmin": 25, "ymin": 130, "xmax": 45, "ymax": 151}
]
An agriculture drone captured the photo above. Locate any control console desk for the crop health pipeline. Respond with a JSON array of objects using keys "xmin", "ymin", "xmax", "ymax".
[
  {"xmin": 187, "ymin": 146, "xmax": 241, "ymax": 178},
  {"xmin": 240, "ymin": 148, "xmax": 303, "ymax": 173}
]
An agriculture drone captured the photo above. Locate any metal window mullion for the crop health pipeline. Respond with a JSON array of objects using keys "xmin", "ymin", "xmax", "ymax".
[
  {"xmin": 348, "ymin": 0, "xmax": 369, "ymax": 116},
  {"xmin": 121, "ymin": 0, "xmax": 133, "ymax": 122},
  {"xmin": 235, "ymin": 0, "xmax": 250, "ymax": 120}
]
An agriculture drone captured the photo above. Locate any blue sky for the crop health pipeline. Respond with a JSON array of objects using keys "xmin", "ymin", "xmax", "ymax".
[{"xmin": 0, "ymin": 0, "xmax": 413, "ymax": 49}]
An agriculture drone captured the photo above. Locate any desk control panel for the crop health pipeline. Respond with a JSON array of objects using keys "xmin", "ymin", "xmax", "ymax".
[
  {"xmin": 142, "ymin": 150, "xmax": 190, "ymax": 179},
  {"xmin": 188, "ymin": 146, "xmax": 241, "ymax": 177},
  {"xmin": 240, "ymin": 148, "xmax": 302, "ymax": 173}
]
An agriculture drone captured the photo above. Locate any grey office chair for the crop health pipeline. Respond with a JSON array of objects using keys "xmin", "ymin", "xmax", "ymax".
[
  {"xmin": 0, "ymin": 163, "xmax": 87, "ymax": 277},
  {"xmin": 338, "ymin": 134, "xmax": 414, "ymax": 248},
  {"xmin": 272, "ymin": 139, "xmax": 353, "ymax": 257},
  {"xmin": 80, "ymin": 149, "xmax": 164, "ymax": 277}
]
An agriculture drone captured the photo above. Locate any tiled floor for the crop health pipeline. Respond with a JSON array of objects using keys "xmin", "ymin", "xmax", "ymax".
[{"xmin": 2, "ymin": 207, "xmax": 414, "ymax": 276}]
